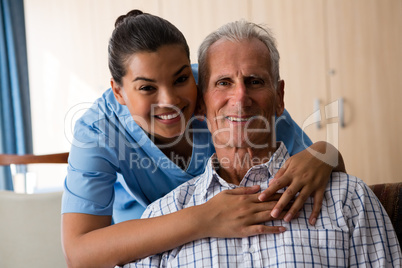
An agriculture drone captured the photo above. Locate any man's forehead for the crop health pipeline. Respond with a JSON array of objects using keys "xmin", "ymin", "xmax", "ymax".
[
  {"xmin": 208, "ymin": 60, "xmax": 271, "ymax": 80},
  {"xmin": 208, "ymin": 38, "xmax": 270, "ymax": 57},
  {"xmin": 207, "ymin": 38, "xmax": 271, "ymax": 78},
  {"xmin": 209, "ymin": 58, "xmax": 270, "ymax": 73}
]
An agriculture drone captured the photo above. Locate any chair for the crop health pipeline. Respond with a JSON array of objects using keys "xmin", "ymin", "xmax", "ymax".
[
  {"xmin": 0, "ymin": 152, "xmax": 69, "ymax": 165},
  {"xmin": 369, "ymin": 182, "xmax": 402, "ymax": 250},
  {"xmin": 0, "ymin": 152, "xmax": 68, "ymax": 268}
]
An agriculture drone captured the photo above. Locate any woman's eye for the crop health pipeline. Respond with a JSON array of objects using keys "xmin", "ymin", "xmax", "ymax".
[
  {"xmin": 139, "ymin": 85, "xmax": 155, "ymax": 92},
  {"xmin": 175, "ymin": 75, "xmax": 188, "ymax": 84}
]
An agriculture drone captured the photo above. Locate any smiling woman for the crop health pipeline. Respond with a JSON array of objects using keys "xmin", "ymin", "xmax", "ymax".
[{"xmin": 111, "ymin": 45, "xmax": 197, "ymax": 142}]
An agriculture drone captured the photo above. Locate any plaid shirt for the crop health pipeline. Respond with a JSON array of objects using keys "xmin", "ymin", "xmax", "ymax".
[{"xmin": 124, "ymin": 143, "xmax": 402, "ymax": 267}]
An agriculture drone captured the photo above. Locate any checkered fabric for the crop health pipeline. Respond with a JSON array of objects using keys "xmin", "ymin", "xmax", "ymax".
[{"xmin": 124, "ymin": 143, "xmax": 402, "ymax": 267}]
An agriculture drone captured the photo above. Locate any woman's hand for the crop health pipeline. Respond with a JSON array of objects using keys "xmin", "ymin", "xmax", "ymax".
[
  {"xmin": 198, "ymin": 185, "xmax": 289, "ymax": 238},
  {"xmin": 258, "ymin": 141, "xmax": 346, "ymax": 226}
]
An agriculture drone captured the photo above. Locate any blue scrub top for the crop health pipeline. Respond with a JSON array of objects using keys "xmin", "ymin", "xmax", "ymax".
[{"xmin": 62, "ymin": 65, "xmax": 312, "ymax": 223}]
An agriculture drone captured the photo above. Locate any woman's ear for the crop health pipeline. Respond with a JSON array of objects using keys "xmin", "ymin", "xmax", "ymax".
[
  {"xmin": 111, "ymin": 78, "xmax": 126, "ymax": 105},
  {"xmin": 275, "ymin": 80, "xmax": 285, "ymax": 116}
]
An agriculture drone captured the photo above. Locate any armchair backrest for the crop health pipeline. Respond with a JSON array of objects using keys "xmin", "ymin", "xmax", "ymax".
[
  {"xmin": 0, "ymin": 152, "xmax": 69, "ymax": 267},
  {"xmin": 0, "ymin": 191, "xmax": 66, "ymax": 267},
  {"xmin": 0, "ymin": 152, "xmax": 69, "ymax": 166},
  {"xmin": 369, "ymin": 182, "xmax": 402, "ymax": 251}
]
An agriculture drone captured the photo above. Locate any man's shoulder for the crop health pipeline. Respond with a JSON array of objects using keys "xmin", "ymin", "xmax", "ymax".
[
  {"xmin": 326, "ymin": 172, "xmax": 373, "ymax": 200},
  {"xmin": 329, "ymin": 172, "xmax": 366, "ymax": 188}
]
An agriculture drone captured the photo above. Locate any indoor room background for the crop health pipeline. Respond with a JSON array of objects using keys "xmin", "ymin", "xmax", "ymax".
[{"xmin": 22, "ymin": 0, "xmax": 402, "ymax": 191}]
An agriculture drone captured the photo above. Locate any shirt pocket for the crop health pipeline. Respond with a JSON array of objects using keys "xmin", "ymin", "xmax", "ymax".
[{"xmin": 269, "ymin": 229, "xmax": 349, "ymax": 267}]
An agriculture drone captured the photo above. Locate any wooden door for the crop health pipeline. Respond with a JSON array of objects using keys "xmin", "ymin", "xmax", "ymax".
[
  {"xmin": 250, "ymin": 0, "xmax": 329, "ymax": 145},
  {"xmin": 326, "ymin": 0, "xmax": 402, "ymax": 184}
]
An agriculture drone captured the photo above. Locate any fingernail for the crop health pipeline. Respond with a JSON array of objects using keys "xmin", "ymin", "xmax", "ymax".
[
  {"xmin": 252, "ymin": 185, "xmax": 261, "ymax": 191},
  {"xmin": 271, "ymin": 208, "xmax": 279, "ymax": 218},
  {"xmin": 310, "ymin": 217, "xmax": 317, "ymax": 225},
  {"xmin": 258, "ymin": 193, "xmax": 265, "ymax": 201},
  {"xmin": 279, "ymin": 227, "xmax": 286, "ymax": 232},
  {"xmin": 284, "ymin": 213, "xmax": 292, "ymax": 222}
]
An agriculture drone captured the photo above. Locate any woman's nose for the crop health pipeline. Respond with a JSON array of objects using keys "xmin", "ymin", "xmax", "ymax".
[{"xmin": 158, "ymin": 87, "xmax": 180, "ymax": 107}]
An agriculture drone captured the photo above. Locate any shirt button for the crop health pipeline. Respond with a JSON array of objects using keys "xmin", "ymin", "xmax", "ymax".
[{"xmin": 248, "ymin": 246, "xmax": 255, "ymax": 253}]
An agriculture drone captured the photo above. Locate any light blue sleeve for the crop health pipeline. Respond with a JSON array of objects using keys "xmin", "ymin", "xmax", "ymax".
[
  {"xmin": 191, "ymin": 64, "xmax": 312, "ymax": 156},
  {"xmin": 275, "ymin": 109, "xmax": 312, "ymax": 155},
  {"xmin": 62, "ymin": 106, "xmax": 118, "ymax": 216}
]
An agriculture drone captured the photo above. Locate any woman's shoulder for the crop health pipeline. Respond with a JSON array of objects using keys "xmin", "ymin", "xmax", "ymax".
[{"xmin": 73, "ymin": 88, "xmax": 129, "ymax": 129}]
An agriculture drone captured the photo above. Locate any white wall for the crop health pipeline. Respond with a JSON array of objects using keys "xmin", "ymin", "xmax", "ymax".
[
  {"xmin": 23, "ymin": 0, "xmax": 402, "ymax": 189},
  {"xmin": 23, "ymin": 0, "xmax": 257, "ymax": 190}
]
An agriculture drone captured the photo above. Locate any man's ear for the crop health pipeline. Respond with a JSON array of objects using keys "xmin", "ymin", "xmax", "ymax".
[
  {"xmin": 275, "ymin": 80, "xmax": 285, "ymax": 116},
  {"xmin": 111, "ymin": 78, "xmax": 126, "ymax": 105}
]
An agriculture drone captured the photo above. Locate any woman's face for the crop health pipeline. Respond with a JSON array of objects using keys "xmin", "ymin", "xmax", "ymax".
[{"xmin": 112, "ymin": 44, "xmax": 197, "ymax": 142}]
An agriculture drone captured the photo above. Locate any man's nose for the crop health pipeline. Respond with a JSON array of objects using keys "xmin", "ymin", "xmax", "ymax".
[{"xmin": 231, "ymin": 82, "xmax": 252, "ymax": 106}]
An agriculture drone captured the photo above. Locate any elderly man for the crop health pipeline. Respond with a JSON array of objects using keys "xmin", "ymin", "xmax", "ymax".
[{"xmin": 125, "ymin": 20, "xmax": 402, "ymax": 267}]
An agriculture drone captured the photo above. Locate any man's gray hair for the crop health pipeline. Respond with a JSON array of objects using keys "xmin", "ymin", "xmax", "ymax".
[{"xmin": 197, "ymin": 20, "xmax": 280, "ymax": 93}]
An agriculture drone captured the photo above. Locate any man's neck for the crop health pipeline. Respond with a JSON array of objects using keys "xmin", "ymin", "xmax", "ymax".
[{"xmin": 215, "ymin": 145, "xmax": 278, "ymax": 185}]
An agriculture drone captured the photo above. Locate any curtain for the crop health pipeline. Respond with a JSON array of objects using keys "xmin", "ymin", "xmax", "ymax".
[{"xmin": 0, "ymin": 0, "xmax": 33, "ymax": 190}]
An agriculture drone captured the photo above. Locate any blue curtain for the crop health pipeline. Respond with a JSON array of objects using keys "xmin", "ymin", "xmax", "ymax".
[{"xmin": 0, "ymin": 0, "xmax": 33, "ymax": 190}]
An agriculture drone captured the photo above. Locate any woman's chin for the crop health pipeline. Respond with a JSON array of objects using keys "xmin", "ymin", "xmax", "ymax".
[{"xmin": 151, "ymin": 130, "xmax": 187, "ymax": 145}]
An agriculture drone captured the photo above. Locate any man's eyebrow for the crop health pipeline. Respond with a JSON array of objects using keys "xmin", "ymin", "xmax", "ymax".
[
  {"xmin": 214, "ymin": 74, "xmax": 231, "ymax": 80},
  {"xmin": 244, "ymin": 74, "xmax": 266, "ymax": 80}
]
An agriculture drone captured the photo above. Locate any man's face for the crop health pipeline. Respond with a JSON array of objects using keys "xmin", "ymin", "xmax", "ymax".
[{"xmin": 203, "ymin": 38, "xmax": 284, "ymax": 149}]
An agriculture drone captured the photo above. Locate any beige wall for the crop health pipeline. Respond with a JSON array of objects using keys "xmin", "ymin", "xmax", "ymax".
[{"xmin": 24, "ymin": 0, "xmax": 402, "ymax": 189}]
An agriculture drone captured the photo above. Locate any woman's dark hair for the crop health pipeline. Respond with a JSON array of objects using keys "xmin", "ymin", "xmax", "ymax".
[{"xmin": 108, "ymin": 10, "xmax": 190, "ymax": 85}]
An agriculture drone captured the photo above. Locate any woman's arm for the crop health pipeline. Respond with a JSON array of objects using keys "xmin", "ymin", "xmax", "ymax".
[
  {"xmin": 62, "ymin": 210, "xmax": 204, "ymax": 268},
  {"xmin": 258, "ymin": 141, "xmax": 346, "ymax": 225},
  {"xmin": 62, "ymin": 185, "xmax": 286, "ymax": 268}
]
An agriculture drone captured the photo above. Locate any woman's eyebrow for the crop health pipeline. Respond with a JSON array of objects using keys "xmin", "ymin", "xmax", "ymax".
[
  {"xmin": 132, "ymin": 65, "xmax": 189, "ymax": 83},
  {"xmin": 173, "ymin": 65, "xmax": 190, "ymax": 76},
  {"xmin": 133, "ymin": 76, "xmax": 156, "ymax": 83}
]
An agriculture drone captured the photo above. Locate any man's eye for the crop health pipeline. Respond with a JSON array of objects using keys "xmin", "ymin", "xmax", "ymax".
[
  {"xmin": 217, "ymin": 81, "xmax": 230, "ymax": 86},
  {"xmin": 250, "ymin": 79, "xmax": 264, "ymax": 85}
]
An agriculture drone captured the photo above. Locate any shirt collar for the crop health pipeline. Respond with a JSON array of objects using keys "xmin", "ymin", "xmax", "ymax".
[{"xmin": 199, "ymin": 142, "xmax": 290, "ymax": 198}]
